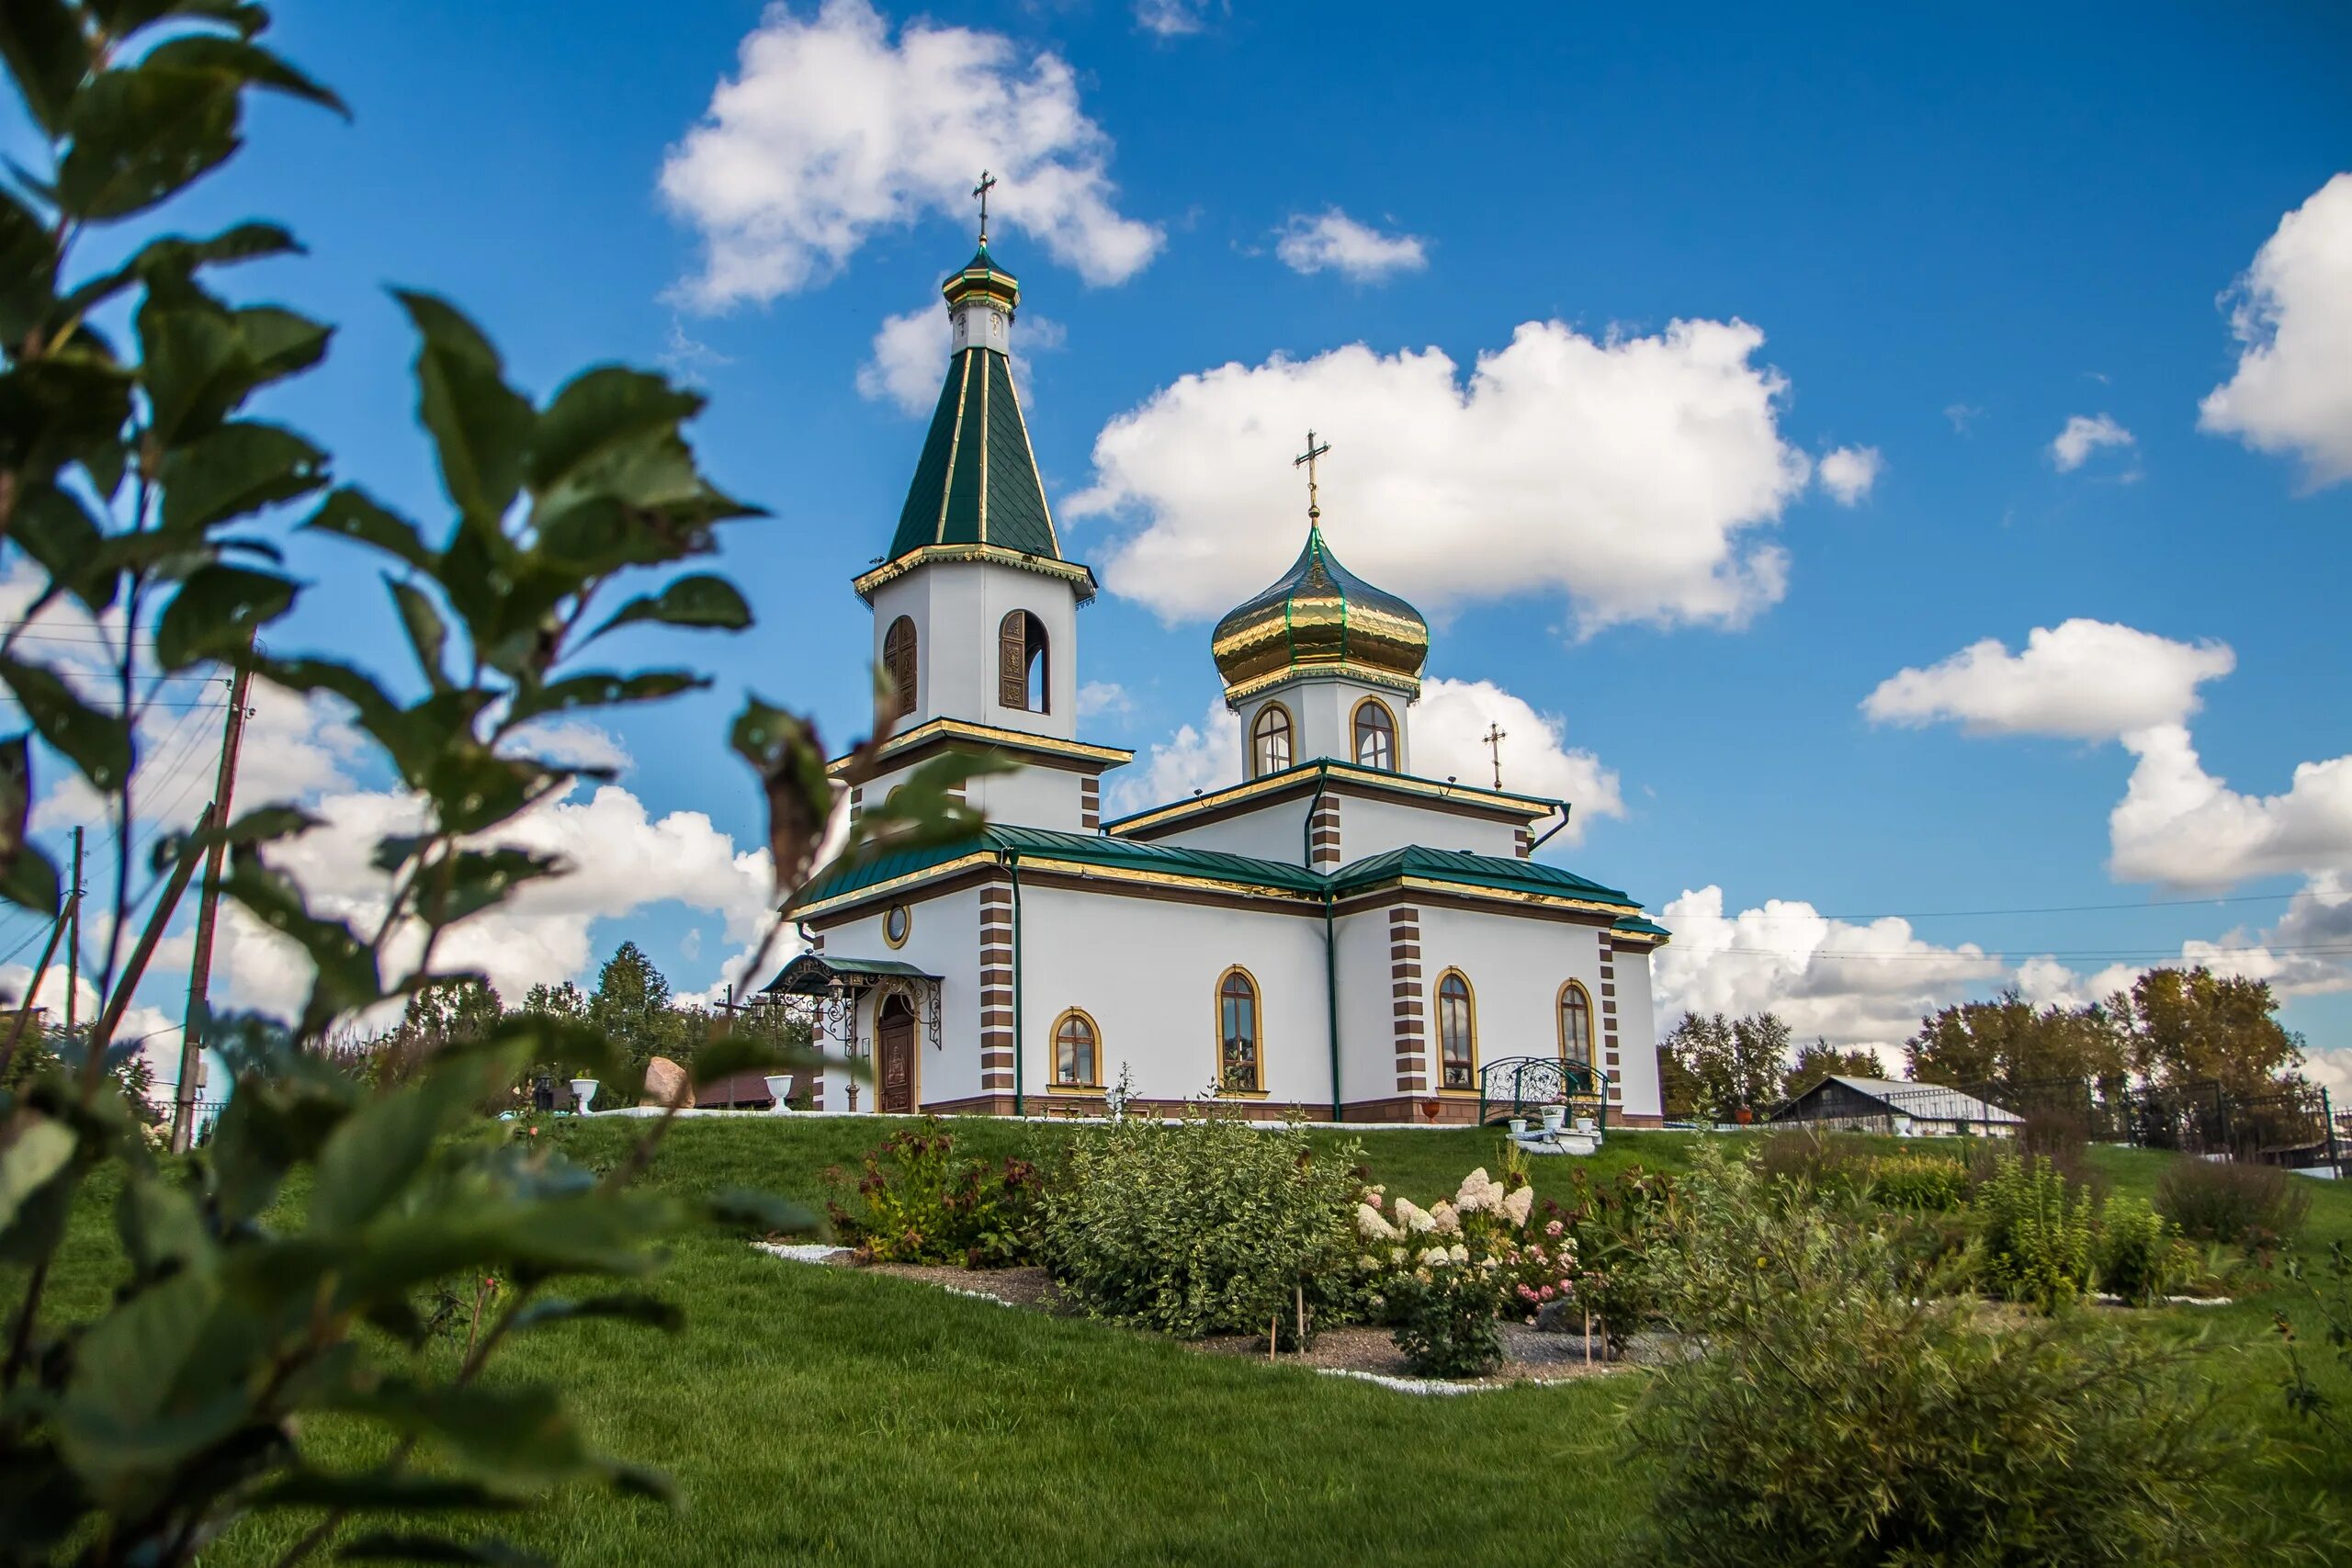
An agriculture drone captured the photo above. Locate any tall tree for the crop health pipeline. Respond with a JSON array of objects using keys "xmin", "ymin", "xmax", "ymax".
[
  {"xmin": 1905, "ymin": 988, "xmax": 2127, "ymax": 1089},
  {"xmin": 2109, "ymin": 966, "xmax": 2302, "ymax": 1095},
  {"xmin": 591, "ymin": 941, "xmax": 699, "ymax": 1077},
  {"xmin": 1661, "ymin": 1011, "xmax": 1787, "ymax": 1119},
  {"xmin": 1782, "ymin": 1040, "xmax": 1886, "ymax": 1100}
]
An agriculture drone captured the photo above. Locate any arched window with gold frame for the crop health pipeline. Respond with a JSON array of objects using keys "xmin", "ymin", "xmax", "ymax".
[
  {"xmin": 1051, "ymin": 1008, "xmax": 1100, "ymax": 1089},
  {"xmin": 1250, "ymin": 702, "xmax": 1293, "ymax": 777},
  {"xmin": 998, "ymin": 610, "xmax": 1048, "ymax": 712},
  {"xmin": 882, "ymin": 615, "xmax": 918, "ymax": 717},
  {"xmin": 1437, "ymin": 969, "xmax": 1477, "ymax": 1091},
  {"xmin": 1351, "ymin": 697, "xmax": 1396, "ymax": 772},
  {"xmin": 1558, "ymin": 980, "xmax": 1593, "ymax": 1068},
  {"xmin": 1216, "ymin": 966, "xmax": 1262, "ymax": 1092}
]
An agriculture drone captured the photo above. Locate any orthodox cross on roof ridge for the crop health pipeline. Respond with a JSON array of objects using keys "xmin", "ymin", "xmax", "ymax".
[
  {"xmin": 1294, "ymin": 429, "xmax": 1332, "ymax": 528},
  {"xmin": 973, "ymin": 170, "xmax": 997, "ymax": 243},
  {"xmin": 1483, "ymin": 722, "xmax": 1508, "ymax": 790}
]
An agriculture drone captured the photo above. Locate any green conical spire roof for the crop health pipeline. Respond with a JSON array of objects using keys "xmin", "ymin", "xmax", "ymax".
[{"xmin": 885, "ymin": 344, "xmax": 1061, "ymax": 562}]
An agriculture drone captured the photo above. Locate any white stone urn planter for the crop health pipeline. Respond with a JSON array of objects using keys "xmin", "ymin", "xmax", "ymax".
[
  {"xmin": 1507, "ymin": 1117, "xmax": 1529, "ymax": 1136},
  {"xmin": 764, "ymin": 1074, "xmax": 796, "ymax": 1112},
  {"xmin": 1542, "ymin": 1104, "xmax": 1567, "ymax": 1134},
  {"xmin": 570, "ymin": 1078, "xmax": 599, "ymax": 1113}
]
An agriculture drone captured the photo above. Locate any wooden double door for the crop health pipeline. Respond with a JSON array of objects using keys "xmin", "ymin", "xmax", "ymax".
[{"xmin": 877, "ymin": 994, "xmax": 916, "ymax": 1114}]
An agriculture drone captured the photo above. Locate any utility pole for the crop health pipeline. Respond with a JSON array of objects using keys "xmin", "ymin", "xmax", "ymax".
[
  {"xmin": 62, "ymin": 825, "xmax": 80, "ymax": 1036},
  {"xmin": 172, "ymin": 661, "xmax": 254, "ymax": 1154}
]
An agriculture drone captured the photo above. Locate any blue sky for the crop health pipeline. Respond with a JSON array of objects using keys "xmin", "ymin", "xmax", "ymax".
[{"xmin": 6, "ymin": 1, "xmax": 2349, "ymax": 1077}]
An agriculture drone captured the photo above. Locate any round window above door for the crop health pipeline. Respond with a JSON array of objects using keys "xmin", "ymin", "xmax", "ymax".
[{"xmin": 883, "ymin": 904, "xmax": 911, "ymax": 948}]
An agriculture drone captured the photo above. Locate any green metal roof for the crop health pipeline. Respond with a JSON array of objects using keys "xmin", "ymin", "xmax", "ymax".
[
  {"xmin": 1612, "ymin": 915, "xmax": 1671, "ymax": 937},
  {"xmin": 885, "ymin": 345, "xmax": 1060, "ymax": 563},
  {"xmin": 792, "ymin": 824, "xmax": 1327, "ymax": 913},
  {"xmin": 792, "ymin": 826, "xmax": 1662, "ymax": 931},
  {"xmin": 763, "ymin": 953, "xmax": 938, "ymax": 994},
  {"xmin": 1331, "ymin": 845, "xmax": 1637, "ymax": 908}
]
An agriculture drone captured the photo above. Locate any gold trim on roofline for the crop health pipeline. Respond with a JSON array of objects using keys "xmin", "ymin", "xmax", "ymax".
[
  {"xmin": 828, "ymin": 717, "xmax": 1135, "ymax": 777},
  {"xmin": 854, "ymin": 543, "xmax": 1098, "ymax": 602}
]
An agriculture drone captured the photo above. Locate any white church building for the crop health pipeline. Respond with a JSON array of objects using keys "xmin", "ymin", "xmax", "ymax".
[{"xmin": 770, "ymin": 228, "xmax": 1670, "ymax": 1127}]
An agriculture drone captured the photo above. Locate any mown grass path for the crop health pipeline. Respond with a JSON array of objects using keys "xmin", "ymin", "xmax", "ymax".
[{"xmin": 27, "ymin": 1119, "xmax": 2352, "ymax": 1565}]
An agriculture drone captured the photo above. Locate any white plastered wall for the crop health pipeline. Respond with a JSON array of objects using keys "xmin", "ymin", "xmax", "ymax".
[
  {"xmin": 1140, "ymin": 797, "xmax": 1312, "ymax": 865},
  {"xmin": 1016, "ymin": 886, "xmax": 1334, "ymax": 1109},
  {"xmin": 805, "ymin": 886, "xmax": 984, "ymax": 1111},
  {"xmin": 1333, "ymin": 905, "xmax": 1407, "ymax": 1101},
  {"xmin": 1607, "ymin": 944, "xmax": 1664, "ymax": 1119},
  {"xmin": 1412, "ymin": 905, "xmax": 1611, "ymax": 1100},
  {"xmin": 867, "ymin": 560, "xmax": 1079, "ymax": 741},
  {"xmin": 1336, "ymin": 795, "xmax": 1522, "ymax": 862}
]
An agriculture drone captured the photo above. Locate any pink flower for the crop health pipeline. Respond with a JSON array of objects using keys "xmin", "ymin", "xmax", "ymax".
[
  {"xmin": 1539, "ymin": 1284, "xmax": 1556, "ymax": 1301},
  {"xmin": 1545, "ymin": 1220, "xmax": 1565, "ymax": 1238},
  {"xmin": 1518, "ymin": 1284, "xmax": 1539, "ymax": 1302}
]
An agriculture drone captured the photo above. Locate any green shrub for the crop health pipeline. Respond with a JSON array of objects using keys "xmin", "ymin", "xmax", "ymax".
[
  {"xmin": 1039, "ymin": 1106, "xmax": 1362, "ymax": 1343},
  {"xmin": 1754, "ymin": 1127, "xmax": 1872, "ymax": 1198},
  {"xmin": 1867, "ymin": 1153, "xmax": 1970, "ymax": 1211},
  {"xmin": 1633, "ymin": 1146, "xmax": 2245, "ymax": 1566},
  {"xmin": 1975, "ymin": 1153, "xmax": 2096, "ymax": 1310},
  {"xmin": 2098, "ymin": 1193, "xmax": 2187, "ymax": 1305},
  {"xmin": 826, "ymin": 1118, "xmax": 1044, "ymax": 1267},
  {"xmin": 1385, "ymin": 1264, "xmax": 1509, "ymax": 1378},
  {"xmin": 1356, "ymin": 1168, "xmax": 1564, "ymax": 1375},
  {"xmin": 1546, "ymin": 1163, "xmax": 1677, "ymax": 1349},
  {"xmin": 2154, "ymin": 1156, "xmax": 2311, "ymax": 1247}
]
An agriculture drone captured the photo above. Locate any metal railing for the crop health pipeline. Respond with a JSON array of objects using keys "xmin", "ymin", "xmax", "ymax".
[{"xmin": 1478, "ymin": 1055, "xmax": 1610, "ymax": 1132}]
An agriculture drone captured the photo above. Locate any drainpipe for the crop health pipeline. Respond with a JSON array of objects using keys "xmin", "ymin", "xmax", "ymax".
[
  {"xmin": 1528, "ymin": 799, "xmax": 1574, "ymax": 854},
  {"xmin": 1305, "ymin": 764, "xmax": 1342, "ymax": 1123},
  {"xmin": 1324, "ymin": 888, "xmax": 1342, "ymax": 1122},
  {"xmin": 1008, "ymin": 850, "xmax": 1026, "ymax": 1118}
]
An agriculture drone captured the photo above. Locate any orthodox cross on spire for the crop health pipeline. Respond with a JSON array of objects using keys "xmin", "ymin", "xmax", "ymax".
[
  {"xmin": 1483, "ymin": 722, "xmax": 1508, "ymax": 790},
  {"xmin": 1294, "ymin": 429, "xmax": 1332, "ymax": 528},
  {"xmin": 972, "ymin": 170, "xmax": 997, "ymax": 243}
]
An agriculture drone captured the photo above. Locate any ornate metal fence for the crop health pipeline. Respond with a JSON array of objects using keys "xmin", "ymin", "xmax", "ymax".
[{"xmin": 1477, "ymin": 1055, "xmax": 1611, "ymax": 1131}]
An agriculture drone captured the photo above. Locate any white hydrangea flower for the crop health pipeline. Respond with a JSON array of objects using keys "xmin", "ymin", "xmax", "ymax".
[
  {"xmin": 1454, "ymin": 1168, "xmax": 1498, "ymax": 1213},
  {"xmin": 1430, "ymin": 1201, "xmax": 1463, "ymax": 1235},
  {"xmin": 1357, "ymin": 1202, "xmax": 1399, "ymax": 1241},
  {"xmin": 1419, "ymin": 1247, "xmax": 1453, "ymax": 1269},
  {"xmin": 1448, "ymin": 1243, "xmax": 1469, "ymax": 1264},
  {"xmin": 1502, "ymin": 1186, "xmax": 1535, "ymax": 1227},
  {"xmin": 1396, "ymin": 1198, "xmax": 1436, "ymax": 1234}
]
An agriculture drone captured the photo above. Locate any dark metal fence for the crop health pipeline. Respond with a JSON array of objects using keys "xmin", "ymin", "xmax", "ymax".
[{"xmin": 1946, "ymin": 1075, "xmax": 2341, "ymax": 1177}]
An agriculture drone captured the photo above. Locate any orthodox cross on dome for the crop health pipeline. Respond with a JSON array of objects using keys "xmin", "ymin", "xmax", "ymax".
[
  {"xmin": 1483, "ymin": 722, "xmax": 1508, "ymax": 790},
  {"xmin": 972, "ymin": 169, "xmax": 997, "ymax": 243},
  {"xmin": 1294, "ymin": 429, "xmax": 1332, "ymax": 527}
]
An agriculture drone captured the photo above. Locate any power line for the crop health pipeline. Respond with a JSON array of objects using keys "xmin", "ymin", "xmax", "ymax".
[
  {"xmin": 1724, "ymin": 942, "xmax": 2352, "ymax": 962},
  {"xmin": 1811, "ymin": 891, "xmax": 2306, "ymax": 921}
]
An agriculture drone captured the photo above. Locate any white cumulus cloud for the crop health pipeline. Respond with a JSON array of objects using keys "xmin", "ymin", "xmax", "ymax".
[
  {"xmin": 1274, "ymin": 209, "xmax": 1430, "ymax": 282},
  {"xmin": 2109, "ymin": 726, "xmax": 2352, "ymax": 891},
  {"xmin": 856, "ymin": 299, "xmax": 1058, "ymax": 415},
  {"xmin": 1816, "ymin": 445, "xmax": 1883, "ymax": 505},
  {"xmin": 2050, "ymin": 412, "xmax": 2134, "ymax": 471},
  {"xmin": 1410, "ymin": 678, "xmax": 1622, "ymax": 844},
  {"xmin": 1653, "ymin": 886, "xmax": 2005, "ymax": 1053},
  {"xmin": 2199, "ymin": 173, "xmax": 2352, "ymax": 488},
  {"xmin": 1069, "ymin": 319, "xmax": 1825, "ymax": 632},
  {"xmin": 660, "ymin": 0, "xmax": 1162, "ymax": 309},
  {"xmin": 1862, "ymin": 620, "xmax": 2235, "ymax": 742}
]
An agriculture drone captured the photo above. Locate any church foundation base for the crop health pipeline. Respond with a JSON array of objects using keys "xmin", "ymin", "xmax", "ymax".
[{"xmin": 912, "ymin": 1094, "xmax": 1666, "ymax": 1127}]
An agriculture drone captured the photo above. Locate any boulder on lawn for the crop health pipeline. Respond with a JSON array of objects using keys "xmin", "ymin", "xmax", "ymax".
[{"xmin": 644, "ymin": 1055, "xmax": 695, "ymax": 1110}]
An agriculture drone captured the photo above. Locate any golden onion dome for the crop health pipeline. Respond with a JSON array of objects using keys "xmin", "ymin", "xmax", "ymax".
[{"xmin": 1211, "ymin": 525, "xmax": 1429, "ymax": 704}]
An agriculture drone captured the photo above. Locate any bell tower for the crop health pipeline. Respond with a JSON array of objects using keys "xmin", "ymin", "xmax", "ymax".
[{"xmin": 844, "ymin": 178, "xmax": 1127, "ymax": 831}]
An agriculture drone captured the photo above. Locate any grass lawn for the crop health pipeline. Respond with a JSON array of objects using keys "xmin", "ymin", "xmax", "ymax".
[{"xmin": 22, "ymin": 1118, "xmax": 2352, "ymax": 1566}]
